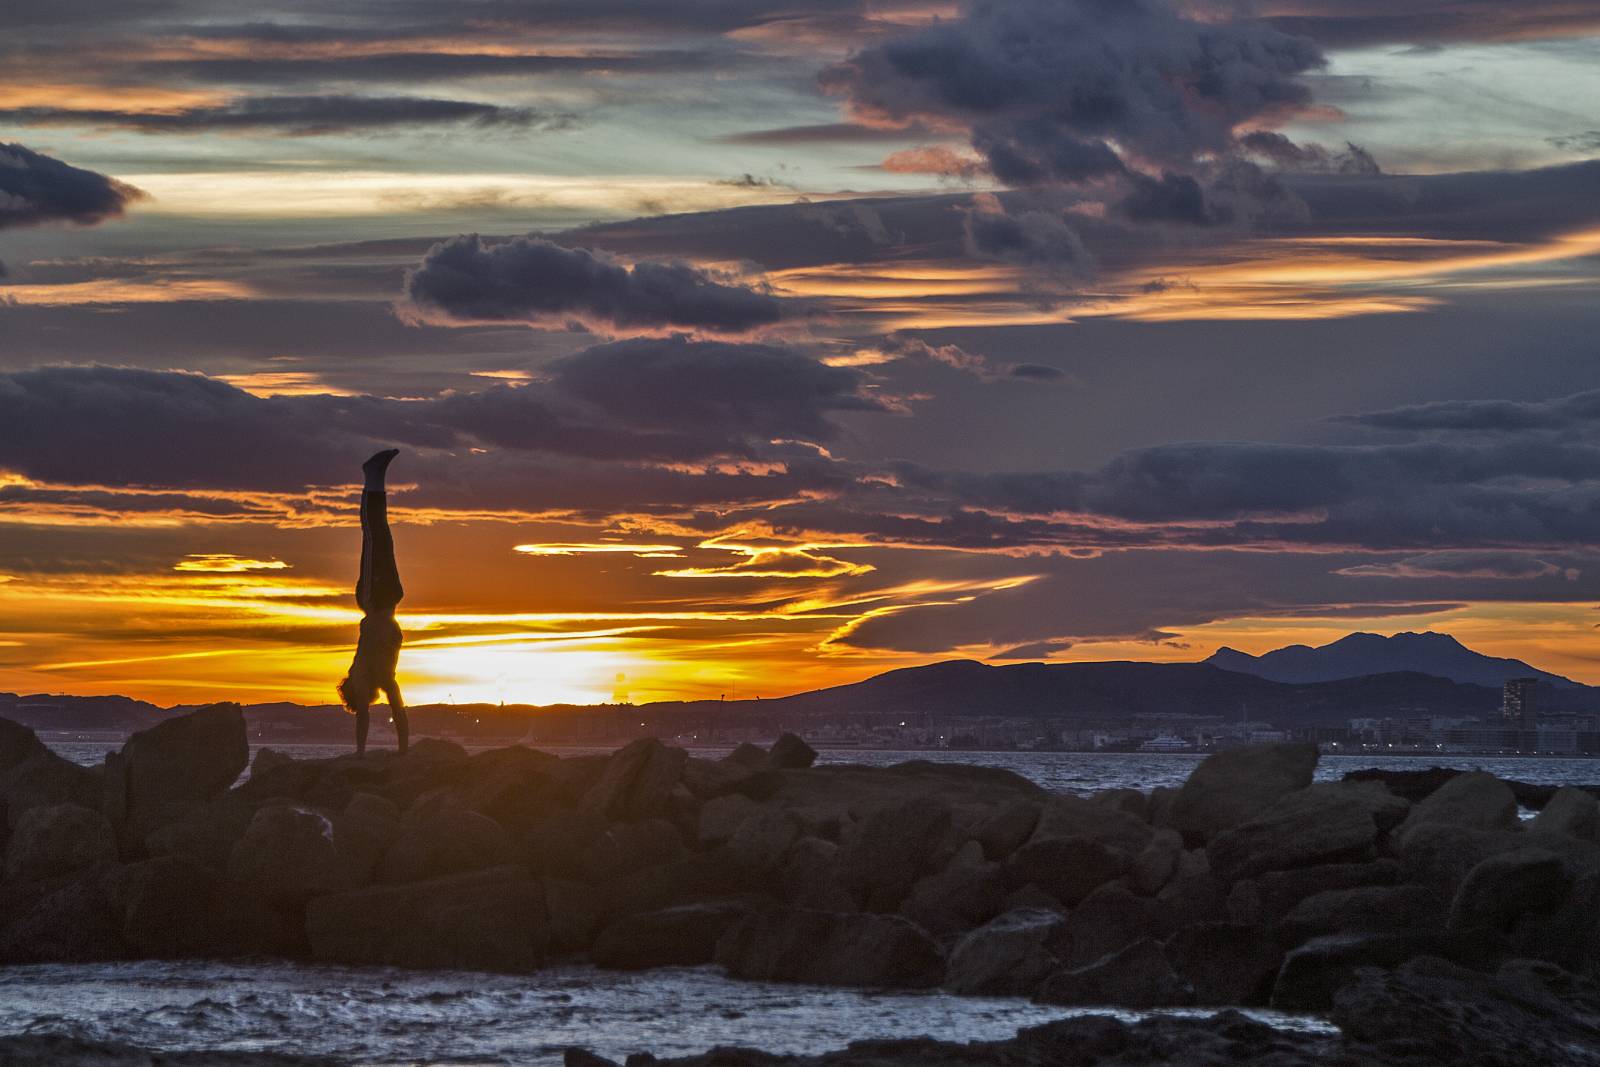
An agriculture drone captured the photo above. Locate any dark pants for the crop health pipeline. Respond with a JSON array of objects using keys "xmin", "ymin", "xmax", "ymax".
[{"xmin": 354, "ymin": 490, "xmax": 407, "ymax": 755}]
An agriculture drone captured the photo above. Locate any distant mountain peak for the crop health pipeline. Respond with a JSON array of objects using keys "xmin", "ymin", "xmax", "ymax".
[{"xmin": 1203, "ymin": 630, "xmax": 1576, "ymax": 689}]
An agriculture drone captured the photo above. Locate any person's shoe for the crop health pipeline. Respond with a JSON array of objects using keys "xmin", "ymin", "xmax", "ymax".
[{"xmin": 362, "ymin": 448, "xmax": 400, "ymax": 489}]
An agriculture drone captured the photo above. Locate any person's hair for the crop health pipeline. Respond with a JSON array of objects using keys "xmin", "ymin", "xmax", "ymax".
[{"xmin": 337, "ymin": 673, "xmax": 375, "ymax": 714}]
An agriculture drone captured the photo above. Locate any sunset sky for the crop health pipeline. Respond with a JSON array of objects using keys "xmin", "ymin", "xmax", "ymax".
[{"xmin": 3, "ymin": 0, "xmax": 1600, "ymax": 707}]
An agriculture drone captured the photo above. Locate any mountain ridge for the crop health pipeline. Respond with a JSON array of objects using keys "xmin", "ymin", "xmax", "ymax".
[{"xmin": 1203, "ymin": 630, "xmax": 1580, "ymax": 689}]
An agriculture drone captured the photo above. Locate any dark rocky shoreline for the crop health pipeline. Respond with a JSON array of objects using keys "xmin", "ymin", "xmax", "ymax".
[{"xmin": 3, "ymin": 704, "xmax": 1600, "ymax": 1064}]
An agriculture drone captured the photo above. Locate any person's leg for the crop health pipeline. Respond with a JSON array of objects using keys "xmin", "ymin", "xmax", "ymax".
[
  {"xmin": 359, "ymin": 450, "xmax": 403, "ymax": 614},
  {"xmin": 355, "ymin": 702, "xmax": 370, "ymax": 757},
  {"xmin": 382, "ymin": 682, "xmax": 408, "ymax": 755}
]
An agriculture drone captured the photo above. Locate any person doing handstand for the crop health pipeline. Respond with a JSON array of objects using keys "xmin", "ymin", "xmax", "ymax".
[{"xmin": 339, "ymin": 448, "xmax": 408, "ymax": 756}]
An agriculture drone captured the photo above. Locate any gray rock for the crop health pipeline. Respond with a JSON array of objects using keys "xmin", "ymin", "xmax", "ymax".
[
  {"xmin": 120, "ymin": 855, "xmax": 299, "ymax": 959},
  {"xmin": 1028, "ymin": 794, "xmax": 1151, "ymax": 856},
  {"xmin": 1166, "ymin": 922, "xmax": 1286, "ymax": 1006},
  {"xmin": 228, "ymin": 804, "xmax": 360, "ymax": 903},
  {"xmin": 1092, "ymin": 788, "xmax": 1149, "ymax": 821},
  {"xmin": 330, "ymin": 793, "xmax": 402, "ymax": 882},
  {"xmin": 1205, "ymin": 782, "xmax": 1401, "ymax": 884},
  {"xmin": 377, "ymin": 808, "xmax": 516, "ymax": 884},
  {"xmin": 767, "ymin": 733, "xmax": 817, "ymax": 771},
  {"xmin": 780, "ymin": 836, "xmax": 854, "ymax": 911},
  {"xmin": 1006, "ymin": 836, "xmax": 1129, "ymax": 906},
  {"xmin": 725, "ymin": 807, "xmax": 803, "ymax": 876},
  {"xmin": 682, "ymin": 757, "xmax": 762, "ymax": 800},
  {"xmin": 944, "ymin": 908, "xmax": 1065, "ymax": 995},
  {"xmin": 582, "ymin": 739, "xmax": 688, "ymax": 822},
  {"xmin": 1271, "ymin": 933, "xmax": 1442, "ymax": 1012},
  {"xmin": 716, "ymin": 907, "xmax": 944, "ymax": 988},
  {"xmin": 144, "ymin": 797, "xmax": 256, "ymax": 871},
  {"xmin": 838, "ymin": 797, "xmax": 951, "ymax": 911},
  {"xmin": 4, "ymin": 804, "xmax": 116, "ymax": 882},
  {"xmin": 455, "ymin": 746, "xmax": 564, "ymax": 834},
  {"xmin": 592, "ymin": 900, "xmax": 757, "ymax": 969},
  {"xmin": 1396, "ymin": 821, "xmax": 1525, "ymax": 891},
  {"xmin": 1284, "ymin": 885, "xmax": 1443, "ymax": 938},
  {"xmin": 2, "ymin": 751, "xmax": 100, "ymax": 830},
  {"xmin": 1448, "ymin": 848, "xmax": 1572, "ymax": 932},
  {"xmin": 0, "ymin": 863, "xmax": 125, "ymax": 962},
  {"xmin": 1054, "ymin": 883, "xmax": 1174, "ymax": 968},
  {"xmin": 577, "ymin": 818, "xmax": 684, "ymax": 883},
  {"xmin": 898, "ymin": 841, "xmax": 1005, "ymax": 938},
  {"xmin": 1129, "ymin": 828, "xmax": 1185, "ymax": 895},
  {"xmin": 1531, "ymin": 787, "xmax": 1599, "ymax": 840},
  {"xmin": 307, "ymin": 866, "xmax": 549, "ymax": 970},
  {"xmin": 1036, "ymin": 937, "xmax": 1195, "ymax": 1008},
  {"xmin": 971, "ymin": 799, "xmax": 1041, "ymax": 861},
  {"xmin": 0, "ymin": 718, "xmax": 46, "ymax": 775},
  {"xmin": 1244, "ymin": 859, "xmax": 1403, "ymax": 921},
  {"xmin": 1165, "ymin": 743, "xmax": 1318, "ymax": 842},
  {"xmin": 113, "ymin": 703, "xmax": 249, "ymax": 844},
  {"xmin": 697, "ymin": 793, "xmax": 761, "ymax": 846},
  {"xmin": 1397, "ymin": 771, "xmax": 1518, "ymax": 844}
]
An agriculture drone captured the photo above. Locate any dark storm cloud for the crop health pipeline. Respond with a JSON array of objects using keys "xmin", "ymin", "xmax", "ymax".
[
  {"xmin": 1, "ymin": 96, "xmax": 568, "ymax": 135},
  {"xmin": 716, "ymin": 123, "xmax": 941, "ymax": 146},
  {"xmin": 401, "ymin": 235, "xmax": 788, "ymax": 335},
  {"xmin": 1251, "ymin": 1, "xmax": 1600, "ymax": 47},
  {"xmin": 141, "ymin": 50, "xmax": 725, "ymax": 86},
  {"xmin": 0, "ymin": 143, "xmax": 142, "ymax": 229},
  {"xmin": 0, "ymin": 345, "xmax": 882, "ymax": 491},
  {"xmin": 821, "ymin": 0, "xmax": 1324, "ymax": 187},
  {"xmin": 1240, "ymin": 132, "xmax": 1381, "ymax": 176},
  {"xmin": 962, "ymin": 203, "xmax": 1092, "ymax": 270},
  {"xmin": 1341, "ymin": 391, "xmax": 1600, "ymax": 434}
]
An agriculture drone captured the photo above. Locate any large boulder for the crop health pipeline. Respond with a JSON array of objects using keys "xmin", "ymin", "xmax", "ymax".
[
  {"xmin": 578, "ymin": 818, "xmax": 685, "ymax": 884},
  {"xmin": 582, "ymin": 739, "xmax": 687, "ymax": 822},
  {"xmin": 1, "ymin": 750, "xmax": 100, "ymax": 830},
  {"xmin": 696, "ymin": 794, "xmax": 761, "ymax": 847},
  {"xmin": 1164, "ymin": 743, "xmax": 1318, "ymax": 842},
  {"xmin": 766, "ymin": 733, "xmax": 817, "ymax": 771},
  {"xmin": 715, "ymin": 907, "xmax": 944, "ymax": 988},
  {"xmin": 1036, "ymin": 938, "xmax": 1195, "ymax": 1008},
  {"xmin": 1283, "ymin": 885, "xmax": 1442, "ymax": 939},
  {"xmin": 1129, "ymin": 828, "xmax": 1185, "ymax": 895},
  {"xmin": 111, "ymin": 703, "xmax": 249, "ymax": 844},
  {"xmin": 455, "ymin": 746, "xmax": 565, "ymax": 834},
  {"xmin": 1028, "ymin": 794, "xmax": 1151, "ymax": 856},
  {"xmin": 1271, "ymin": 933, "xmax": 1443, "ymax": 1012},
  {"xmin": 1531, "ymin": 787, "xmax": 1599, "ymax": 840},
  {"xmin": 144, "ymin": 797, "xmax": 257, "ymax": 872},
  {"xmin": 1229, "ymin": 859, "xmax": 1402, "ymax": 924},
  {"xmin": 1395, "ymin": 821, "xmax": 1525, "ymax": 891},
  {"xmin": 1054, "ymin": 883, "xmax": 1174, "ymax": 968},
  {"xmin": 779, "ymin": 836, "xmax": 854, "ymax": 912},
  {"xmin": 0, "ymin": 718, "xmax": 47, "ymax": 773},
  {"xmin": 228, "ymin": 804, "xmax": 361, "ymax": 903},
  {"xmin": 1448, "ymin": 848, "xmax": 1572, "ymax": 933},
  {"xmin": 120, "ymin": 855, "xmax": 300, "ymax": 959},
  {"xmin": 1166, "ymin": 922, "xmax": 1286, "ymax": 1006},
  {"xmin": 306, "ymin": 866, "xmax": 549, "ymax": 970},
  {"xmin": 837, "ymin": 797, "xmax": 951, "ymax": 911},
  {"xmin": 377, "ymin": 808, "xmax": 516, "ymax": 884},
  {"xmin": 898, "ymin": 841, "xmax": 1005, "ymax": 939},
  {"xmin": 1396, "ymin": 771, "xmax": 1518, "ymax": 845},
  {"xmin": 591, "ymin": 901, "xmax": 757, "ymax": 970},
  {"xmin": 1004, "ymin": 836, "xmax": 1128, "ymax": 906},
  {"xmin": 971, "ymin": 799, "xmax": 1042, "ymax": 861},
  {"xmin": 1206, "ymin": 782, "xmax": 1406, "ymax": 884},
  {"xmin": 944, "ymin": 908, "xmax": 1064, "ymax": 995},
  {"xmin": 4, "ymin": 803, "xmax": 116, "ymax": 882},
  {"xmin": 0, "ymin": 863, "xmax": 126, "ymax": 962},
  {"xmin": 724, "ymin": 807, "xmax": 803, "ymax": 877}
]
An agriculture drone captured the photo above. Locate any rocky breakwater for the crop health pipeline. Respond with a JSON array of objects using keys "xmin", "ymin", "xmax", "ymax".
[{"xmin": 3, "ymin": 708, "xmax": 1600, "ymax": 1063}]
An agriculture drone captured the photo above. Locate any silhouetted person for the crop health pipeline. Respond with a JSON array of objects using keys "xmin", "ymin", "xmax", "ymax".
[{"xmin": 339, "ymin": 449, "xmax": 408, "ymax": 756}]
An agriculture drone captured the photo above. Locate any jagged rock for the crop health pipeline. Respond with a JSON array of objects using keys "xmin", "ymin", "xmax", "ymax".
[
  {"xmin": 1206, "ymin": 782, "xmax": 1402, "ymax": 884},
  {"xmin": 578, "ymin": 817, "xmax": 684, "ymax": 883},
  {"xmin": 725, "ymin": 807, "xmax": 803, "ymax": 875},
  {"xmin": 1006, "ymin": 836, "xmax": 1128, "ymax": 906},
  {"xmin": 1129, "ymin": 828, "xmax": 1185, "ymax": 895},
  {"xmin": 0, "ymin": 863, "xmax": 125, "ymax": 962},
  {"xmin": 120, "ymin": 855, "xmax": 299, "ymax": 959},
  {"xmin": 1036, "ymin": 937, "xmax": 1195, "ymax": 1008},
  {"xmin": 2, "ymin": 750, "xmax": 100, "ymax": 830},
  {"xmin": 307, "ymin": 865, "xmax": 549, "ymax": 970},
  {"xmin": 592, "ymin": 900, "xmax": 757, "ymax": 969},
  {"xmin": 228, "ymin": 804, "xmax": 359, "ymax": 903},
  {"xmin": 838, "ymin": 797, "xmax": 951, "ymax": 911},
  {"xmin": 1028, "ymin": 794, "xmax": 1152, "ymax": 856},
  {"xmin": 144, "ymin": 796, "xmax": 256, "ymax": 871},
  {"xmin": 1396, "ymin": 822, "xmax": 1525, "ymax": 891},
  {"xmin": 524, "ymin": 808, "xmax": 608, "ymax": 880},
  {"xmin": 697, "ymin": 793, "xmax": 761, "ymax": 846},
  {"xmin": 944, "ymin": 908, "xmax": 1064, "ymax": 995},
  {"xmin": 1397, "ymin": 772, "xmax": 1518, "ymax": 844},
  {"xmin": 1284, "ymin": 885, "xmax": 1442, "ymax": 938},
  {"xmin": 4, "ymin": 804, "xmax": 116, "ymax": 882},
  {"xmin": 716, "ymin": 907, "xmax": 944, "ymax": 988},
  {"xmin": 1164, "ymin": 743, "xmax": 1318, "ymax": 842},
  {"xmin": 114, "ymin": 703, "xmax": 248, "ymax": 844},
  {"xmin": 780, "ymin": 836, "xmax": 854, "ymax": 911},
  {"xmin": 583, "ymin": 739, "xmax": 687, "ymax": 822},
  {"xmin": 1531, "ymin": 787, "xmax": 1599, "ymax": 840},
  {"xmin": 1448, "ymin": 848, "xmax": 1572, "ymax": 932},
  {"xmin": 1054, "ymin": 882, "xmax": 1174, "ymax": 968},
  {"xmin": 724, "ymin": 743, "xmax": 768, "ymax": 769},
  {"xmin": 1234, "ymin": 860, "xmax": 1403, "ymax": 923},
  {"xmin": 971, "ymin": 799, "xmax": 1041, "ymax": 861},
  {"xmin": 455, "ymin": 745, "xmax": 565, "ymax": 833},
  {"xmin": 767, "ymin": 733, "xmax": 818, "ymax": 771},
  {"xmin": 1271, "ymin": 933, "xmax": 1444, "ymax": 1012},
  {"xmin": 544, "ymin": 876, "xmax": 599, "ymax": 950},
  {"xmin": 1166, "ymin": 922, "xmax": 1286, "ymax": 1006},
  {"xmin": 377, "ymin": 808, "xmax": 516, "ymax": 884},
  {"xmin": 898, "ymin": 841, "xmax": 1005, "ymax": 938}
]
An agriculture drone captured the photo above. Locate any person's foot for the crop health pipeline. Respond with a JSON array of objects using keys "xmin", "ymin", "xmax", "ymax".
[{"xmin": 362, "ymin": 448, "xmax": 399, "ymax": 490}]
